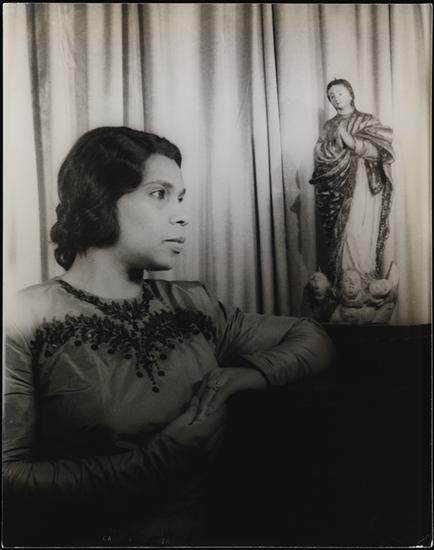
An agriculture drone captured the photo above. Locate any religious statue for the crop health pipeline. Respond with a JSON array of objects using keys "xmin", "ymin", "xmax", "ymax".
[{"xmin": 306, "ymin": 78, "xmax": 398, "ymax": 324}]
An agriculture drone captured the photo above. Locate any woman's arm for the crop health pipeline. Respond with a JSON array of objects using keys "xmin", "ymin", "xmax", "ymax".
[
  {"xmin": 3, "ymin": 333, "xmax": 223, "ymax": 507},
  {"xmin": 215, "ymin": 307, "xmax": 333, "ymax": 385},
  {"xmin": 193, "ymin": 286, "xmax": 333, "ymax": 418}
]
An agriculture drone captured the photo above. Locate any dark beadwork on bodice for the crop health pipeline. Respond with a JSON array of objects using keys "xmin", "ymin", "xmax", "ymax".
[{"xmin": 30, "ymin": 280, "xmax": 216, "ymax": 392}]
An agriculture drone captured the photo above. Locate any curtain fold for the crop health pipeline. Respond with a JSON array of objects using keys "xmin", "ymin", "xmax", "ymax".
[{"xmin": 3, "ymin": 3, "xmax": 431, "ymax": 324}]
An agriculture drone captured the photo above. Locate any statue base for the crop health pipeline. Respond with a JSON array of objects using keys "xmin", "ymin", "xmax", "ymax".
[{"xmin": 302, "ymin": 262, "xmax": 399, "ymax": 325}]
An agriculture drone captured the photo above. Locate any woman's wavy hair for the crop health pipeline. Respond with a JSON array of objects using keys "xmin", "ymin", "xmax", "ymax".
[
  {"xmin": 50, "ymin": 127, "xmax": 182, "ymax": 270},
  {"xmin": 326, "ymin": 78, "xmax": 355, "ymax": 107}
]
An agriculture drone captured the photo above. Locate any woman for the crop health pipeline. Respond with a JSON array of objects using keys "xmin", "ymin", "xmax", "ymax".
[
  {"xmin": 4, "ymin": 127, "xmax": 332, "ymax": 546},
  {"xmin": 310, "ymin": 79, "xmax": 395, "ymax": 283}
]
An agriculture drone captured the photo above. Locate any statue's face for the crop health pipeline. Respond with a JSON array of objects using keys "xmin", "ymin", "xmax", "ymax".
[
  {"xmin": 327, "ymin": 84, "xmax": 353, "ymax": 111},
  {"xmin": 342, "ymin": 270, "xmax": 362, "ymax": 298},
  {"xmin": 369, "ymin": 279, "xmax": 391, "ymax": 298},
  {"xmin": 309, "ymin": 272, "xmax": 330, "ymax": 296}
]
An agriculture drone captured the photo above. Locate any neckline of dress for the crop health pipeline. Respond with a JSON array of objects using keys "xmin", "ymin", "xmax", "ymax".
[{"xmin": 54, "ymin": 277, "xmax": 152, "ymax": 304}]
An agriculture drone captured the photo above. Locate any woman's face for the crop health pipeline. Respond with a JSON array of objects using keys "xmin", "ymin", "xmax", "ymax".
[
  {"xmin": 327, "ymin": 84, "xmax": 353, "ymax": 111},
  {"xmin": 113, "ymin": 153, "xmax": 188, "ymax": 271}
]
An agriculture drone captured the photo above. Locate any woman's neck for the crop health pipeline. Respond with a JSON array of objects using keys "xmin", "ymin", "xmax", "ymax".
[{"xmin": 61, "ymin": 249, "xmax": 144, "ymax": 300}]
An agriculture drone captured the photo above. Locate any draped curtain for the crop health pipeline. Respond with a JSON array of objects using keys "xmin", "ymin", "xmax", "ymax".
[{"xmin": 4, "ymin": 3, "xmax": 431, "ymax": 323}]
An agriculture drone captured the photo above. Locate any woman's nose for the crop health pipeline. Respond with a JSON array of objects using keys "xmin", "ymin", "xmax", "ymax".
[{"xmin": 169, "ymin": 211, "xmax": 189, "ymax": 227}]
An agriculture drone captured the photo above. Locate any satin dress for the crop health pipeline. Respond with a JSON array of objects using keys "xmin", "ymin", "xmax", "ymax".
[{"xmin": 4, "ymin": 277, "xmax": 332, "ymax": 545}]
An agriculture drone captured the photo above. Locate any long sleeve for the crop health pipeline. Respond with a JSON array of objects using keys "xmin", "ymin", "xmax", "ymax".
[
  {"xmin": 202, "ymin": 286, "xmax": 333, "ymax": 386},
  {"xmin": 3, "ymin": 330, "xmax": 203, "ymax": 508}
]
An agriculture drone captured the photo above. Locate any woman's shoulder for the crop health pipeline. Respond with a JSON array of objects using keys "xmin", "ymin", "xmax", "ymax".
[
  {"xmin": 14, "ymin": 278, "xmax": 62, "ymax": 298},
  {"xmin": 6, "ymin": 279, "xmax": 68, "ymax": 335},
  {"xmin": 7, "ymin": 278, "xmax": 62, "ymax": 309}
]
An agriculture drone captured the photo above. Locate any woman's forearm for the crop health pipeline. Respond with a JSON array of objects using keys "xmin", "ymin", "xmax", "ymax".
[{"xmin": 3, "ymin": 431, "xmax": 199, "ymax": 505}]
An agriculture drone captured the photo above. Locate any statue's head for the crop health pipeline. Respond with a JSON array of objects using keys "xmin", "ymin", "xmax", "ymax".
[
  {"xmin": 341, "ymin": 269, "xmax": 363, "ymax": 299},
  {"xmin": 326, "ymin": 78, "xmax": 355, "ymax": 110},
  {"xmin": 369, "ymin": 278, "xmax": 392, "ymax": 299},
  {"xmin": 308, "ymin": 271, "xmax": 331, "ymax": 300}
]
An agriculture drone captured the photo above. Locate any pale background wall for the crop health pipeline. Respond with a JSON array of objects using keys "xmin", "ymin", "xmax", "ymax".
[{"xmin": 3, "ymin": 3, "xmax": 432, "ymax": 323}]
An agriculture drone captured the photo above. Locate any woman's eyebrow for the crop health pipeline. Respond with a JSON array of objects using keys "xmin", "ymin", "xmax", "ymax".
[
  {"xmin": 143, "ymin": 180, "xmax": 186, "ymax": 195},
  {"xmin": 143, "ymin": 180, "xmax": 171, "ymax": 187}
]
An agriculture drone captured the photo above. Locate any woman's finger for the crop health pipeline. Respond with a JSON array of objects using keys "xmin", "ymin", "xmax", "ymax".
[
  {"xmin": 195, "ymin": 375, "xmax": 210, "ymax": 403},
  {"xmin": 195, "ymin": 387, "xmax": 218, "ymax": 421},
  {"xmin": 193, "ymin": 376, "xmax": 212, "ymax": 418},
  {"xmin": 194, "ymin": 370, "xmax": 226, "ymax": 421},
  {"xmin": 186, "ymin": 395, "xmax": 200, "ymax": 424},
  {"xmin": 206, "ymin": 386, "xmax": 232, "ymax": 415},
  {"xmin": 196, "ymin": 368, "xmax": 219, "ymax": 400}
]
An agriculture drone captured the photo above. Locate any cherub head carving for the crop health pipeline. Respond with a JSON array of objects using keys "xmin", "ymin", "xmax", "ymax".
[
  {"xmin": 369, "ymin": 278, "xmax": 392, "ymax": 300},
  {"xmin": 308, "ymin": 271, "xmax": 332, "ymax": 301},
  {"xmin": 338, "ymin": 269, "xmax": 369, "ymax": 307},
  {"xmin": 341, "ymin": 269, "xmax": 363, "ymax": 299}
]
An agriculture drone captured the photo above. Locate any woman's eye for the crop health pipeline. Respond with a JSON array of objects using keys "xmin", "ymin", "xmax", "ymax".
[{"xmin": 150, "ymin": 189, "xmax": 166, "ymax": 200}]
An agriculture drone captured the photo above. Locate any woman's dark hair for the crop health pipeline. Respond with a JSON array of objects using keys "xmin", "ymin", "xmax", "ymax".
[
  {"xmin": 50, "ymin": 127, "xmax": 182, "ymax": 270},
  {"xmin": 326, "ymin": 78, "xmax": 355, "ymax": 106}
]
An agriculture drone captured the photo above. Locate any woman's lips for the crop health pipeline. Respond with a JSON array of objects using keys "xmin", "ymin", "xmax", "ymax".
[
  {"xmin": 164, "ymin": 238, "xmax": 185, "ymax": 253},
  {"xmin": 165, "ymin": 237, "xmax": 186, "ymax": 243}
]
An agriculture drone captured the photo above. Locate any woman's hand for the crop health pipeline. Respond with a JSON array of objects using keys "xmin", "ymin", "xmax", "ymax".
[
  {"xmin": 193, "ymin": 367, "xmax": 267, "ymax": 422},
  {"xmin": 337, "ymin": 126, "xmax": 356, "ymax": 150},
  {"xmin": 162, "ymin": 396, "xmax": 226, "ymax": 450}
]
